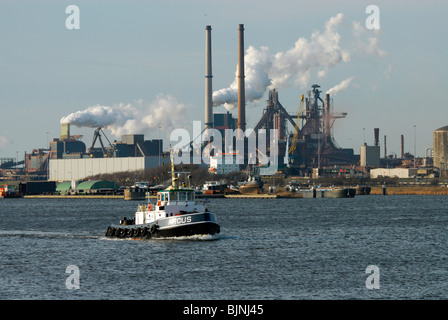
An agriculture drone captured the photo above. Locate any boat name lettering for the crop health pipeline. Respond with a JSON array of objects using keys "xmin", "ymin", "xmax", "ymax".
[{"xmin": 168, "ymin": 216, "xmax": 192, "ymax": 225}]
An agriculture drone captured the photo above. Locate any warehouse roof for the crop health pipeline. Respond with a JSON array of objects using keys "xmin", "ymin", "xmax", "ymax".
[
  {"xmin": 56, "ymin": 181, "xmax": 72, "ymax": 192},
  {"xmin": 56, "ymin": 180, "xmax": 119, "ymax": 192},
  {"xmin": 76, "ymin": 180, "xmax": 119, "ymax": 190}
]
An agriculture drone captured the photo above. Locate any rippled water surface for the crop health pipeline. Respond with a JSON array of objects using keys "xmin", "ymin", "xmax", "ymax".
[{"xmin": 1, "ymin": 195, "xmax": 447, "ymax": 299}]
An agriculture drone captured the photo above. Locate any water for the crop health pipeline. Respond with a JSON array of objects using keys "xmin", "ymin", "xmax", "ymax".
[{"xmin": 1, "ymin": 195, "xmax": 448, "ymax": 300}]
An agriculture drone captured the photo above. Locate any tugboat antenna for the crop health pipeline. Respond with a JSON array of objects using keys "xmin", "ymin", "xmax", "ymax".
[{"xmin": 169, "ymin": 148, "xmax": 191, "ymax": 189}]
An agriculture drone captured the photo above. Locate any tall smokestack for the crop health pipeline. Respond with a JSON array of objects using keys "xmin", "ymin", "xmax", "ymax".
[
  {"xmin": 374, "ymin": 128, "xmax": 379, "ymax": 146},
  {"xmin": 60, "ymin": 122, "xmax": 70, "ymax": 141},
  {"xmin": 325, "ymin": 94, "xmax": 331, "ymax": 139},
  {"xmin": 205, "ymin": 25, "xmax": 213, "ymax": 129},
  {"xmin": 401, "ymin": 135, "xmax": 404, "ymax": 159},
  {"xmin": 384, "ymin": 135, "xmax": 387, "ymax": 158},
  {"xmin": 237, "ymin": 24, "xmax": 246, "ymax": 135}
]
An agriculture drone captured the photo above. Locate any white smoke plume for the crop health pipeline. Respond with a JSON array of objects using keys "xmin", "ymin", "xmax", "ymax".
[
  {"xmin": 352, "ymin": 21, "xmax": 388, "ymax": 58},
  {"xmin": 60, "ymin": 94, "xmax": 189, "ymax": 138},
  {"xmin": 213, "ymin": 13, "xmax": 387, "ymax": 109},
  {"xmin": 326, "ymin": 76, "xmax": 355, "ymax": 96},
  {"xmin": 212, "ymin": 46, "xmax": 272, "ymax": 110}
]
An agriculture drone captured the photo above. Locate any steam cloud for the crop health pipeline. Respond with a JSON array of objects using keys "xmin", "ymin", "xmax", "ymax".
[
  {"xmin": 326, "ymin": 76, "xmax": 355, "ymax": 96},
  {"xmin": 212, "ymin": 46, "xmax": 273, "ymax": 110},
  {"xmin": 213, "ymin": 13, "xmax": 387, "ymax": 109},
  {"xmin": 60, "ymin": 94, "xmax": 189, "ymax": 137}
]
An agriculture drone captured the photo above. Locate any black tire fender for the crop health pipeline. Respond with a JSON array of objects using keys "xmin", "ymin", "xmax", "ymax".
[{"xmin": 150, "ymin": 224, "xmax": 158, "ymax": 234}]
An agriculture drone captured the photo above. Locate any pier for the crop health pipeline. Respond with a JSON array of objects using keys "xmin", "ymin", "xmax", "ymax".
[
  {"xmin": 225, "ymin": 194, "xmax": 278, "ymax": 199},
  {"xmin": 23, "ymin": 195, "xmax": 123, "ymax": 199}
]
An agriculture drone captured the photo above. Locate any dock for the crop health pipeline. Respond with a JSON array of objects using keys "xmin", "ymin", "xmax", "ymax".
[
  {"xmin": 124, "ymin": 189, "xmax": 146, "ymax": 201},
  {"xmin": 23, "ymin": 195, "xmax": 123, "ymax": 199},
  {"xmin": 196, "ymin": 193, "xmax": 225, "ymax": 198},
  {"xmin": 224, "ymin": 194, "xmax": 278, "ymax": 199}
]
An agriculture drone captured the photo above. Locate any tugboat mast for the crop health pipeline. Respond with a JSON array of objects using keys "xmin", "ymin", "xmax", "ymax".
[{"xmin": 170, "ymin": 149, "xmax": 177, "ymax": 189}]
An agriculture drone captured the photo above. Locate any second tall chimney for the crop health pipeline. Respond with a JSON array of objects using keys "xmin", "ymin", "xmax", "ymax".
[
  {"xmin": 374, "ymin": 128, "xmax": 379, "ymax": 146},
  {"xmin": 205, "ymin": 25, "xmax": 213, "ymax": 129},
  {"xmin": 401, "ymin": 135, "xmax": 404, "ymax": 159},
  {"xmin": 237, "ymin": 24, "xmax": 246, "ymax": 135},
  {"xmin": 325, "ymin": 94, "xmax": 331, "ymax": 139}
]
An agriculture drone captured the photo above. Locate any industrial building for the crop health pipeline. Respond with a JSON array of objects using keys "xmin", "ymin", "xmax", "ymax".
[
  {"xmin": 213, "ymin": 112, "xmax": 238, "ymax": 138},
  {"xmin": 52, "ymin": 124, "xmax": 163, "ymax": 159},
  {"xmin": 49, "ymin": 156, "xmax": 168, "ymax": 181},
  {"xmin": 202, "ymin": 24, "xmax": 357, "ymax": 176},
  {"xmin": 255, "ymin": 86, "xmax": 357, "ymax": 172},
  {"xmin": 26, "ymin": 122, "xmax": 169, "ymax": 181},
  {"xmin": 360, "ymin": 128, "xmax": 381, "ymax": 169},
  {"xmin": 370, "ymin": 168, "xmax": 418, "ymax": 179},
  {"xmin": 360, "ymin": 144, "xmax": 380, "ymax": 168},
  {"xmin": 50, "ymin": 122, "xmax": 86, "ymax": 159},
  {"xmin": 433, "ymin": 126, "xmax": 448, "ymax": 171},
  {"xmin": 25, "ymin": 149, "xmax": 49, "ymax": 175},
  {"xmin": 209, "ymin": 152, "xmax": 241, "ymax": 174}
]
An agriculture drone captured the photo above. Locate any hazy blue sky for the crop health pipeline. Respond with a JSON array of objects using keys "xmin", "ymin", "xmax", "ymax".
[{"xmin": 0, "ymin": 0, "xmax": 446, "ymax": 161}]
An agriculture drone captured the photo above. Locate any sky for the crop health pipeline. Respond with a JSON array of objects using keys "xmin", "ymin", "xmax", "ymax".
[{"xmin": 0, "ymin": 0, "xmax": 447, "ymax": 162}]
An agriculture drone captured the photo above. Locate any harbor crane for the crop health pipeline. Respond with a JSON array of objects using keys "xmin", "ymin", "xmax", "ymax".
[{"xmin": 89, "ymin": 127, "xmax": 117, "ymax": 157}]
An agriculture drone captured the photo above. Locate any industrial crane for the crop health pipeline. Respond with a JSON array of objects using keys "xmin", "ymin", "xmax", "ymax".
[
  {"xmin": 287, "ymin": 94, "xmax": 304, "ymax": 166},
  {"xmin": 89, "ymin": 127, "xmax": 117, "ymax": 157}
]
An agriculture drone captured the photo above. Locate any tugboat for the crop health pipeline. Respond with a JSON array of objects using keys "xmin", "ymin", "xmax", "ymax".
[
  {"xmin": 238, "ymin": 174, "xmax": 264, "ymax": 194},
  {"xmin": 0, "ymin": 185, "xmax": 21, "ymax": 198},
  {"xmin": 104, "ymin": 150, "xmax": 220, "ymax": 239},
  {"xmin": 201, "ymin": 180, "xmax": 227, "ymax": 195}
]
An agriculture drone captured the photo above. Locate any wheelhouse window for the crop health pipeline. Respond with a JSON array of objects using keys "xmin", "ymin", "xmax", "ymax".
[{"xmin": 169, "ymin": 192, "xmax": 178, "ymax": 201}]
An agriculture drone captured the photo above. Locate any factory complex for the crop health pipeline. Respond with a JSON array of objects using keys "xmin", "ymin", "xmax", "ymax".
[{"xmin": 1, "ymin": 24, "xmax": 447, "ymax": 189}]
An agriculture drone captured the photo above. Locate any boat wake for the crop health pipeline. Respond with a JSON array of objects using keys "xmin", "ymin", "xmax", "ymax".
[
  {"xmin": 0, "ymin": 229, "xmax": 98, "ymax": 240},
  {"xmin": 100, "ymin": 233, "xmax": 221, "ymax": 242},
  {"xmin": 158, "ymin": 233, "xmax": 221, "ymax": 241}
]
